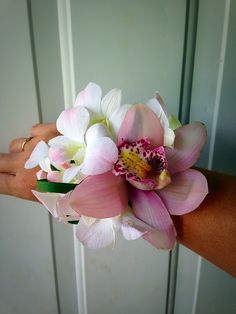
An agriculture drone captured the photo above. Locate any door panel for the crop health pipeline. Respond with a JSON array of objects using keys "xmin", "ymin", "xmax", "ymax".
[{"xmin": 0, "ymin": 1, "xmax": 58, "ymax": 313}]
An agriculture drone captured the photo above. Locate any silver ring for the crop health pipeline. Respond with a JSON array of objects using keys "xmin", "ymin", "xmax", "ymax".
[{"xmin": 21, "ymin": 137, "xmax": 34, "ymax": 151}]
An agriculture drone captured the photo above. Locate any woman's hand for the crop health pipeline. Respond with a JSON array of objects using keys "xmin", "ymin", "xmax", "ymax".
[{"xmin": 0, "ymin": 123, "xmax": 59, "ymax": 201}]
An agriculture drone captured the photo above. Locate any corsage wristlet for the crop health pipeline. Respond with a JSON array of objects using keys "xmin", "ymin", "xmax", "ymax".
[{"xmin": 25, "ymin": 82, "xmax": 208, "ymax": 249}]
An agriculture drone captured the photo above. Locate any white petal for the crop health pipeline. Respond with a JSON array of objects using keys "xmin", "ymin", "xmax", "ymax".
[
  {"xmin": 85, "ymin": 123, "xmax": 109, "ymax": 144},
  {"xmin": 74, "ymin": 82, "xmax": 102, "ymax": 115},
  {"xmin": 109, "ymin": 104, "xmax": 132, "ymax": 135},
  {"xmin": 146, "ymin": 97, "xmax": 169, "ymax": 128},
  {"xmin": 80, "ymin": 137, "xmax": 118, "ymax": 175},
  {"xmin": 82, "ymin": 216, "xmax": 97, "ymax": 226},
  {"xmin": 39, "ymin": 157, "xmax": 51, "ymax": 172},
  {"xmin": 63, "ymin": 166, "xmax": 81, "ymax": 183},
  {"xmin": 101, "ymin": 88, "xmax": 121, "ymax": 117},
  {"xmin": 76, "ymin": 218, "xmax": 119, "ymax": 249},
  {"xmin": 164, "ymin": 127, "xmax": 175, "ymax": 147},
  {"xmin": 48, "ymin": 136, "xmax": 71, "ymax": 148},
  {"xmin": 56, "ymin": 106, "xmax": 89, "ymax": 143},
  {"xmin": 25, "ymin": 141, "xmax": 49, "ymax": 169}
]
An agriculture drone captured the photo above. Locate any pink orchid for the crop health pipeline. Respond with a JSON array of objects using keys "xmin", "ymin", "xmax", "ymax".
[{"xmin": 68, "ymin": 103, "xmax": 208, "ymax": 249}]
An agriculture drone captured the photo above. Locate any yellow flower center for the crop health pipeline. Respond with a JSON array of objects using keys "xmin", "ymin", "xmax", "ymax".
[{"xmin": 119, "ymin": 149, "xmax": 151, "ymax": 179}]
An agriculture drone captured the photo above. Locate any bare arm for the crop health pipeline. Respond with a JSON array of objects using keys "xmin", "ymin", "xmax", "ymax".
[{"xmin": 172, "ymin": 168, "xmax": 236, "ymax": 277}]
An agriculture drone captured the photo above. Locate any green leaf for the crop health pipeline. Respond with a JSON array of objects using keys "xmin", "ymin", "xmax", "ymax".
[
  {"xmin": 169, "ymin": 114, "xmax": 182, "ymax": 130},
  {"xmin": 37, "ymin": 179, "xmax": 77, "ymax": 193}
]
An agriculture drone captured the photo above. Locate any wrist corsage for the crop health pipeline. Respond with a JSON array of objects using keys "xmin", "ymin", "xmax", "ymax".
[{"xmin": 25, "ymin": 82, "xmax": 208, "ymax": 249}]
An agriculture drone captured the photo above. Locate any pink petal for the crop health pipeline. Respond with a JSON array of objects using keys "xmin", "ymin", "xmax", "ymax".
[
  {"xmin": 129, "ymin": 187, "xmax": 176, "ymax": 249},
  {"xmin": 32, "ymin": 190, "xmax": 62, "ymax": 218},
  {"xmin": 157, "ymin": 169, "xmax": 208, "ymax": 215},
  {"xmin": 49, "ymin": 147, "xmax": 69, "ymax": 164},
  {"xmin": 142, "ymin": 231, "xmax": 176, "ymax": 250},
  {"xmin": 76, "ymin": 217, "xmax": 119, "ymax": 249},
  {"xmin": 36, "ymin": 170, "xmax": 47, "ymax": 180},
  {"xmin": 47, "ymin": 171, "xmax": 63, "ymax": 182},
  {"xmin": 69, "ymin": 171, "xmax": 128, "ymax": 218},
  {"xmin": 118, "ymin": 104, "xmax": 164, "ymax": 148},
  {"xmin": 127, "ymin": 177, "xmax": 157, "ymax": 190},
  {"xmin": 165, "ymin": 122, "xmax": 207, "ymax": 174},
  {"xmin": 121, "ymin": 212, "xmax": 149, "ymax": 240},
  {"xmin": 127, "ymin": 170, "xmax": 171, "ymax": 191}
]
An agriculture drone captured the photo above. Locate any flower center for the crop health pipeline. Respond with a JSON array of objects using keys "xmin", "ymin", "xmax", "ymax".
[
  {"xmin": 114, "ymin": 138, "xmax": 168, "ymax": 182},
  {"xmin": 119, "ymin": 148, "xmax": 151, "ymax": 179}
]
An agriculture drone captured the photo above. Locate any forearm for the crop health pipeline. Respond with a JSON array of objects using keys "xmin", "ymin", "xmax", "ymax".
[{"xmin": 172, "ymin": 168, "xmax": 236, "ymax": 277}]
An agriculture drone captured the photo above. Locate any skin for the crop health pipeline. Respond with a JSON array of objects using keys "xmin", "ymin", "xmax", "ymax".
[
  {"xmin": 0, "ymin": 123, "xmax": 59, "ymax": 200},
  {"xmin": 0, "ymin": 124, "xmax": 235, "ymax": 276}
]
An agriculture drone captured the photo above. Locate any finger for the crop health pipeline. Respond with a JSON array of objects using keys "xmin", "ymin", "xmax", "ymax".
[
  {"xmin": 0, "ymin": 173, "xmax": 16, "ymax": 196},
  {"xmin": 30, "ymin": 123, "xmax": 58, "ymax": 136},
  {"xmin": 0, "ymin": 153, "xmax": 19, "ymax": 173},
  {"xmin": 9, "ymin": 137, "xmax": 31, "ymax": 153}
]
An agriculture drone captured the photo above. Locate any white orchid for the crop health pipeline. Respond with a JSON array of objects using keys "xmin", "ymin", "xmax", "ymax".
[
  {"xmin": 49, "ymin": 106, "xmax": 118, "ymax": 183},
  {"xmin": 25, "ymin": 105, "xmax": 118, "ymax": 184},
  {"xmin": 74, "ymin": 82, "xmax": 131, "ymax": 138}
]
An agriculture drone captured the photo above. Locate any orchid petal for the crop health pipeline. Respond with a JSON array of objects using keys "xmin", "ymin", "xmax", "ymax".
[
  {"xmin": 146, "ymin": 97, "xmax": 169, "ymax": 128},
  {"xmin": 36, "ymin": 170, "xmax": 47, "ymax": 180},
  {"xmin": 146, "ymin": 98, "xmax": 175, "ymax": 147},
  {"xmin": 109, "ymin": 104, "xmax": 132, "ymax": 136},
  {"xmin": 142, "ymin": 230, "xmax": 176, "ymax": 250},
  {"xmin": 70, "ymin": 171, "xmax": 128, "ymax": 218},
  {"xmin": 32, "ymin": 190, "xmax": 62, "ymax": 218},
  {"xmin": 157, "ymin": 169, "xmax": 208, "ymax": 215},
  {"xmin": 48, "ymin": 135, "xmax": 71, "ymax": 148},
  {"xmin": 47, "ymin": 171, "xmax": 63, "ymax": 183},
  {"xmin": 128, "ymin": 169, "xmax": 171, "ymax": 191},
  {"xmin": 74, "ymin": 82, "xmax": 102, "ymax": 115},
  {"xmin": 25, "ymin": 141, "xmax": 49, "ymax": 169},
  {"xmin": 80, "ymin": 137, "xmax": 118, "ymax": 175},
  {"xmin": 49, "ymin": 147, "xmax": 70, "ymax": 164},
  {"xmin": 101, "ymin": 88, "xmax": 121, "ymax": 117},
  {"xmin": 62, "ymin": 166, "xmax": 81, "ymax": 183},
  {"xmin": 130, "ymin": 187, "xmax": 176, "ymax": 249},
  {"xmin": 165, "ymin": 122, "xmax": 207, "ymax": 174},
  {"xmin": 56, "ymin": 106, "xmax": 89, "ymax": 143},
  {"xmin": 39, "ymin": 157, "xmax": 51, "ymax": 172},
  {"xmin": 85, "ymin": 123, "xmax": 109, "ymax": 144},
  {"xmin": 118, "ymin": 104, "xmax": 164, "ymax": 148},
  {"xmin": 121, "ymin": 212, "xmax": 149, "ymax": 240},
  {"xmin": 163, "ymin": 127, "xmax": 175, "ymax": 147},
  {"xmin": 127, "ymin": 177, "xmax": 157, "ymax": 190},
  {"xmin": 76, "ymin": 217, "xmax": 120, "ymax": 249}
]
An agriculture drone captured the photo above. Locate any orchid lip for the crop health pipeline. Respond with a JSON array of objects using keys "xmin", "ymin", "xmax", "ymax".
[{"xmin": 113, "ymin": 138, "xmax": 169, "ymax": 188}]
